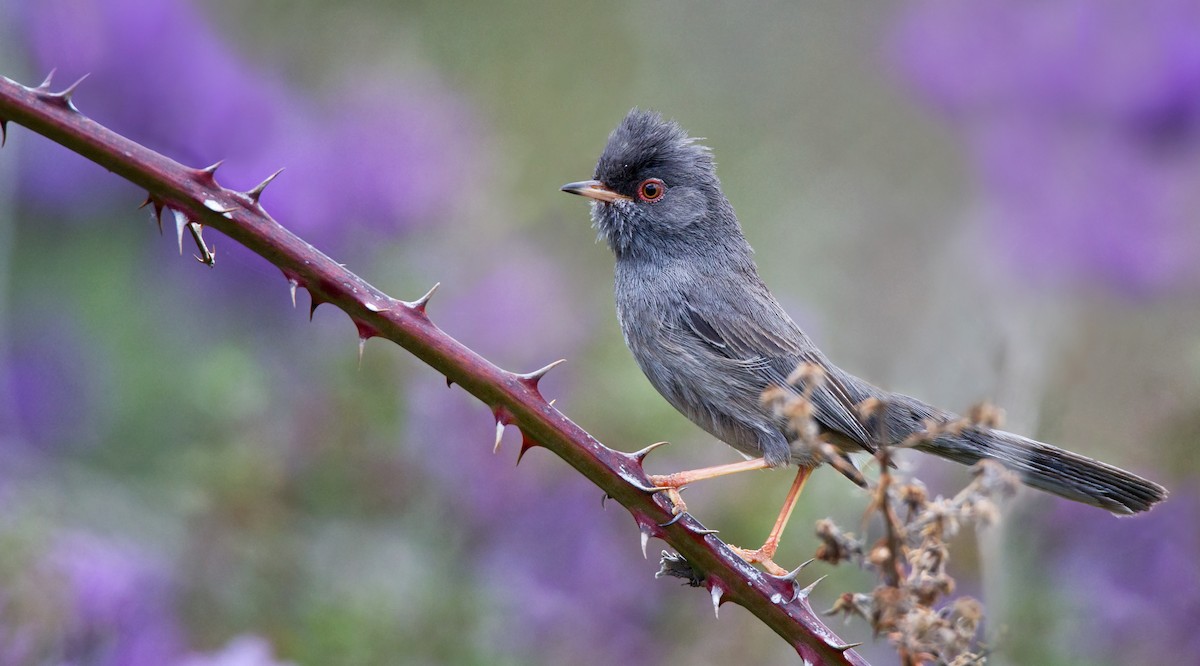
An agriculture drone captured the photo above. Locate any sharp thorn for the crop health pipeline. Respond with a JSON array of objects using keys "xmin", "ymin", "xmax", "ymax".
[
  {"xmin": 172, "ymin": 209, "xmax": 188, "ymax": 255},
  {"xmin": 1, "ymin": 119, "xmax": 8, "ymax": 148},
  {"xmin": 197, "ymin": 159, "xmax": 225, "ymax": 182},
  {"xmin": 36, "ymin": 69, "xmax": 56, "ymax": 91},
  {"xmin": 187, "ymin": 222, "xmax": 215, "ymax": 266},
  {"xmin": 288, "ymin": 279, "xmax": 298, "ymax": 308},
  {"xmin": 659, "ymin": 512, "xmax": 686, "ymax": 528},
  {"xmin": 693, "ymin": 528, "xmax": 719, "ymax": 535},
  {"xmin": 516, "ymin": 434, "xmax": 537, "ymax": 465},
  {"xmin": 137, "ymin": 194, "xmax": 153, "ymax": 210},
  {"xmin": 516, "ymin": 359, "xmax": 567, "ymax": 389},
  {"xmin": 777, "ymin": 559, "xmax": 816, "ymax": 582},
  {"xmin": 445, "ymin": 376, "xmax": 455, "ymax": 389},
  {"xmin": 710, "ymin": 584, "xmax": 724, "ymax": 618},
  {"xmin": 631, "ymin": 441, "xmax": 670, "ymax": 462},
  {"xmin": 640, "ymin": 528, "xmax": 650, "ymax": 559},
  {"xmin": 309, "ymin": 296, "xmax": 323, "ymax": 321},
  {"xmin": 548, "ymin": 398, "xmax": 557, "ymax": 407},
  {"xmin": 55, "ymin": 74, "xmax": 90, "ymax": 108},
  {"xmin": 832, "ymin": 642, "xmax": 863, "ymax": 652},
  {"xmin": 601, "ymin": 493, "xmax": 611, "ymax": 509},
  {"xmin": 247, "ymin": 167, "xmax": 284, "ymax": 203},
  {"xmin": 409, "ymin": 282, "xmax": 440, "ymax": 312},
  {"xmin": 793, "ymin": 575, "xmax": 828, "ymax": 602},
  {"xmin": 493, "ymin": 420, "xmax": 506, "ymax": 454},
  {"xmin": 358, "ymin": 337, "xmax": 366, "ymax": 367}
]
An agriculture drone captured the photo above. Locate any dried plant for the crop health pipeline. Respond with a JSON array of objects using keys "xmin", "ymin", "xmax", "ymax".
[{"xmin": 765, "ymin": 365, "xmax": 1020, "ymax": 665}]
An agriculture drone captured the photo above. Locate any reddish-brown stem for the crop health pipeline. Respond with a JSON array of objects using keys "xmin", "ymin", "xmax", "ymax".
[{"xmin": 0, "ymin": 74, "xmax": 868, "ymax": 665}]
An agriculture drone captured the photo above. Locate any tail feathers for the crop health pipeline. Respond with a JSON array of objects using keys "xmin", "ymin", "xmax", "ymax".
[{"xmin": 917, "ymin": 428, "xmax": 1168, "ymax": 515}]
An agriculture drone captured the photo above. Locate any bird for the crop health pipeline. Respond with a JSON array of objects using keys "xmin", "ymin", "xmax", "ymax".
[{"xmin": 561, "ymin": 109, "xmax": 1168, "ymax": 575}]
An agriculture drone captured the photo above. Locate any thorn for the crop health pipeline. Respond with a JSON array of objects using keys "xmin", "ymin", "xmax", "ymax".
[
  {"xmin": 710, "ymin": 584, "xmax": 725, "ymax": 618},
  {"xmin": 792, "ymin": 575, "xmax": 828, "ymax": 603},
  {"xmin": 492, "ymin": 420, "xmax": 507, "ymax": 453},
  {"xmin": 35, "ymin": 69, "xmax": 56, "ymax": 91},
  {"xmin": 640, "ymin": 528, "xmax": 651, "ymax": 559},
  {"xmin": 246, "ymin": 168, "xmax": 284, "ymax": 204},
  {"xmin": 357, "ymin": 337, "xmax": 366, "ymax": 366},
  {"xmin": 601, "ymin": 493, "xmax": 612, "ymax": 509},
  {"xmin": 1, "ymin": 119, "xmax": 7, "ymax": 148},
  {"xmin": 194, "ymin": 159, "xmax": 225, "ymax": 185},
  {"xmin": 776, "ymin": 559, "xmax": 816, "ymax": 583},
  {"xmin": 309, "ymin": 294, "xmax": 325, "ymax": 321},
  {"xmin": 408, "ymin": 282, "xmax": 440, "ymax": 313},
  {"xmin": 832, "ymin": 642, "xmax": 863, "ymax": 652},
  {"xmin": 516, "ymin": 432, "xmax": 538, "ymax": 465},
  {"xmin": 630, "ymin": 441, "xmax": 670, "ymax": 463},
  {"xmin": 548, "ymin": 399, "xmax": 557, "ymax": 407},
  {"xmin": 172, "ymin": 209, "xmax": 188, "ymax": 255},
  {"xmin": 693, "ymin": 528, "xmax": 719, "ymax": 535},
  {"xmin": 50, "ymin": 74, "xmax": 89, "ymax": 109},
  {"xmin": 140, "ymin": 196, "xmax": 165, "ymax": 233},
  {"xmin": 288, "ymin": 279, "xmax": 298, "ymax": 308},
  {"xmin": 445, "ymin": 376, "xmax": 455, "ymax": 389},
  {"xmin": 659, "ymin": 512, "xmax": 686, "ymax": 528},
  {"xmin": 515, "ymin": 358, "xmax": 566, "ymax": 391}
]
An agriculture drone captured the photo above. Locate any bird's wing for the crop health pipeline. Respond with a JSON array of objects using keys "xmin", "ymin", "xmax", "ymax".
[{"xmin": 679, "ymin": 297, "xmax": 877, "ymax": 452}]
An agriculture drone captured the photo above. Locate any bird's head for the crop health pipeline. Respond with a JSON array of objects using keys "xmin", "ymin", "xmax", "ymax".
[{"xmin": 561, "ymin": 109, "xmax": 740, "ymax": 260}]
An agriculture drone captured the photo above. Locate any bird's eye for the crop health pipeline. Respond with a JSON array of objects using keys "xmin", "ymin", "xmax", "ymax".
[{"xmin": 637, "ymin": 178, "xmax": 666, "ymax": 203}]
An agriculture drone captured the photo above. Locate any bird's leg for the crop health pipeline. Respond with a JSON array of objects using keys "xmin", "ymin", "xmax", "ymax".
[
  {"xmin": 728, "ymin": 466, "xmax": 812, "ymax": 576},
  {"xmin": 648, "ymin": 457, "xmax": 772, "ymax": 515}
]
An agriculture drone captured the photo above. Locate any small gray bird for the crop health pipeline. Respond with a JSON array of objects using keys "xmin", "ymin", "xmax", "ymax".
[{"xmin": 562, "ymin": 109, "xmax": 1166, "ymax": 573}]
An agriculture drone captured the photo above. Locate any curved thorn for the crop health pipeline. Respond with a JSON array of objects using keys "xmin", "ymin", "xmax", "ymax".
[
  {"xmin": 493, "ymin": 420, "xmax": 506, "ymax": 454},
  {"xmin": 198, "ymin": 159, "xmax": 225, "ymax": 177},
  {"xmin": 288, "ymin": 279, "xmax": 298, "ymax": 308},
  {"xmin": 309, "ymin": 296, "xmax": 323, "ymax": 321},
  {"xmin": 36, "ymin": 69, "xmax": 56, "ymax": 91},
  {"xmin": 631, "ymin": 440, "xmax": 670, "ymax": 462},
  {"xmin": 640, "ymin": 528, "xmax": 651, "ymax": 559},
  {"xmin": 137, "ymin": 194, "xmax": 154, "ymax": 210},
  {"xmin": 516, "ymin": 434, "xmax": 537, "ymax": 465},
  {"xmin": 792, "ymin": 574, "xmax": 828, "ymax": 603},
  {"xmin": 409, "ymin": 282, "xmax": 440, "ymax": 312},
  {"xmin": 776, "ymin": 559, "xmax": 816, "ymax": 582},
  {"xmin": 710, "ymin": 584, "xmax": 724, "ymax": 618},
  {"xmin": 1, "ymin": 119, "xmax": 8, "ymax": 148},
  {"xmin": 516, "ymin": 359, "xmax": 566, "ymax": 389},
  {"xmin": 832, "ymin": 642, "xmax": 863, "ymax": 652},
  {"xmin": 658, "ymin": 512, "xmax": 686, "ymax": 528},
  {"xmin": 445, "ymin": 376, "xmax": 455, "ymax": 389},
  {"xmin": 56, "ymin": 74, "xmax": 90, "ymax": 107},
  {"xmin": 247, "ymin": 167, "xmax": 285, "ymax": 203},
  {"xmin": 601, "ymin": 493, "xmax": 611, "ymax": 509},
  {"xmin": 693, "ymin": 527, "xmax": 720, "ymax": 535}
]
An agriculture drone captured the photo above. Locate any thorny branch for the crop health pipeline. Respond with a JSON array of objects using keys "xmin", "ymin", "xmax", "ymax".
[{"xmin": 0, "ymin": 74, "xmax": 868, "ymax": 664}]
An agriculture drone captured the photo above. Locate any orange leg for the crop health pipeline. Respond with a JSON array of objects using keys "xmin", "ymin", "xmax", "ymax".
[
  {"xmin": 649, "ymin": 458, "xmax": 772, "ymax": 515},
  {"xmin": 728, "ymin": 466, "xmax": 812, "ymax": 575}
]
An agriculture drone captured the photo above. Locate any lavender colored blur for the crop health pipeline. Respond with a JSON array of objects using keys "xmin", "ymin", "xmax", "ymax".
[
  {"xmin": 895, "ymin": 0, "xmax": 1200, "ymax": 294},
  {"xmin": 13, "ymin": 0, "xmax": 476, "ymax": 247},
  {"xmin": 404, "ymin": 245, "xmax": 661, "ymax": 663},
  {"xmin": 1044, "ymin": 490, "xmax": 1200, "ymax": 663}
]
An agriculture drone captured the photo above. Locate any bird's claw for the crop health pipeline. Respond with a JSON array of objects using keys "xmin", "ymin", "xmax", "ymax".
[
  {"xmin": 647, "ymin": 475, "xmax": 690, "ymax": 515},
  {"xmin": 728, "ymin": 543, "xmax": 789, "ymax": 576}
]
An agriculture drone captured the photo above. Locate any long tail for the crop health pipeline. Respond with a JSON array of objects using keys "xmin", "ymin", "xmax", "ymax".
[{"xmin": 914, "ymin": 425, "xmax": 1166, "ymax": 515}]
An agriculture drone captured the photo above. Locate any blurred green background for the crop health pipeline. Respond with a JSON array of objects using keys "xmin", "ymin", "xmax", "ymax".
[{"xmin": 1, "ymin": 1, "xmax": 1198, "ymax": 664}]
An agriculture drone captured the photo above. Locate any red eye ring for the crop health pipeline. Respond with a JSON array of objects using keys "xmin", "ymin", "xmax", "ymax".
[{"xmin": 637, "ymin": 178, "xmax": 666, "ymax": 203}]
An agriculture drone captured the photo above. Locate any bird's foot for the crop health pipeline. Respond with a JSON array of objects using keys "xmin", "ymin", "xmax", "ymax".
[
  {"xmin": 646, "ymin": 474, "xmax": 689, "ymax": 515},
  {"xmin": 727, "ymin": 541, "xmax": 788, "ymax": 576}
]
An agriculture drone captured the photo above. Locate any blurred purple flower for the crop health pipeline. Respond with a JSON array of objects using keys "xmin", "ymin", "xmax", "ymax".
[
  {"xmin": 13, "ymin": 0, "xmax": 477, "ymax": 247},
  {"xmin": 402, "ymin": 244, "xmax": 660, "ymax": 662},
  {"xmin": 177, "ymin": 635, "xmax": 294, "ymax": 666},
  {"xmin": 4, "ymin": 314, "xmax": 104, "ymax": 452},
  {"xmin": 895, "ymin": 0, "xmax": 1200, "ymax": 294},
  {"xmin": 43, "ymin": 533, "xmax": 186, "ymax": 666},
  {"xmin": 1043, "ymin": 489, "xmax": 1200, "ymax": 663}
]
